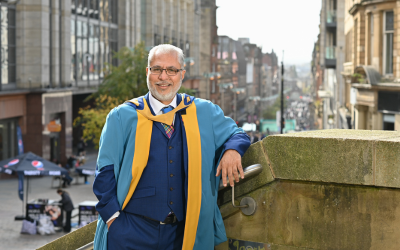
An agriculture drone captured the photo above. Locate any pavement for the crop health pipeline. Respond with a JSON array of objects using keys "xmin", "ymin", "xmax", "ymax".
[{"xmin": 0, "ymin": 152, "xmax": 98, "ymax": 250}]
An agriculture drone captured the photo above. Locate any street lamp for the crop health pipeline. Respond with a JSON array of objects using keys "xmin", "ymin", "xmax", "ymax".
[
  {"xmin": 203, "ymin": 72, "xmax": 221, "ymax": 100},
  {"xmin": 231, "ymin": 87, "xmax": 246, "ymax": 121},
  {"xmin": 184, "ymin": 57, "xmax": 195, "ymax": 67},
  {"xmin": 218, "ymin": 82, "xmax": 233, "ymax": 112}
]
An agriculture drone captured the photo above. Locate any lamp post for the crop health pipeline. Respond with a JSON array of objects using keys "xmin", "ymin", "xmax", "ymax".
[
  {"xmin": 231, "ymin": 87, "xmax": 246, "ymax": 121},
  {"xmin": 203, "ymin": 72, "xmax": 221, "ymax": 100},
  {"xmin": 218, "ymin": 82, "xmax": 233, "ymax": 114}
]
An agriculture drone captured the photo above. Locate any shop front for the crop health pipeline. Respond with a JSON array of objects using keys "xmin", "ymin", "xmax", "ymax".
[{"xmin": 0, "ymin": 93, "xmax": 26, "ymax": 179}]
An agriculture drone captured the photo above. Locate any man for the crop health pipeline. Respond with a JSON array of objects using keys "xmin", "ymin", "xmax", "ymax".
[
  {"xmin": 57, "ymin": 189, "xmax": 74, "ymax": 232},
  {"xmin": 93, "ymin": 44, "xmax": 250, "ymax": 250}
]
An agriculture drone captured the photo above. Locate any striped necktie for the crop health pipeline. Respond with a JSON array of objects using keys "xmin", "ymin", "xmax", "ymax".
[{"xmin": 161, "ymin": 106, "xmax": 174, "ymax": 138}]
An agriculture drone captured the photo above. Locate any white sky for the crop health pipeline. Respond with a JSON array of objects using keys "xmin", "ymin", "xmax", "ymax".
[{"xmin": 216, "ymin": 0, "xmax": 322, "ymax": 65}]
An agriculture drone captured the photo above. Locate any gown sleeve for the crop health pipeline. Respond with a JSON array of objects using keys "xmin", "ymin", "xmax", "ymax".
[{"xmin": 93, "ymin": 107, "xmax": 126, "ymax": 222}]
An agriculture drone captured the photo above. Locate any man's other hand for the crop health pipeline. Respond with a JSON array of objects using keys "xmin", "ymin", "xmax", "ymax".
[
  {"xmin": 107, "ymin": 218, "xmax": 116, "ymax": 230},
  {"xmin": 216, "ymin": 149, "xmax": 244, "ymax": 187}
]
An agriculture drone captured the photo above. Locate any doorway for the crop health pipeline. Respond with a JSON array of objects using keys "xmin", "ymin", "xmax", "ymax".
[{"xmin": 50, "ymin": 134, "xmax": 60, "ymax": 162}]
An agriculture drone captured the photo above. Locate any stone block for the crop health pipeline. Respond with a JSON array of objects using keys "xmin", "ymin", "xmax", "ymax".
[
  {"xmin": 263, "ymin": 129, "xmax": 400, "ymax": 187},
  {"xmin": 375, "ymin": 136, "xmax": 400, "ymax": 187},
  {"xmin": 21, "ymin": 47, "xmax": 45, "ymax": 65}
]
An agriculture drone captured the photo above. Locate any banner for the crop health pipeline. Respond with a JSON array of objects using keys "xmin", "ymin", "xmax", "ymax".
[
  {"xmin": 17, "ymin": 126, "xmax": 24, "ymax": 201},
  {"xmin": 17, "ymin": 126, "xmax": 24, "ymax": 155}
]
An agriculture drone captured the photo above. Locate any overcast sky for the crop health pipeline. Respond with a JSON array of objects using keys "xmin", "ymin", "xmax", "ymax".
[{"xmin": 216, "ymin": 0, "xmax": 322, "ymax": 65}]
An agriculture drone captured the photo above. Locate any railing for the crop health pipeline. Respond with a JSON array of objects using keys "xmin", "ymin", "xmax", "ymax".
[
  {"xmin": 327, "ymin": 10, "xmax": 337, "ymax": 23},
  {"xmin": 326, "ymin": 46, "xmax": 336, "ymax": 59},
  {"xmin": 77, "ymin": 242, "xmax": 94, "ymax": 250},
  {"xmin": 219, "ymin": 164, "xmax": 262, "ymax": 191}
]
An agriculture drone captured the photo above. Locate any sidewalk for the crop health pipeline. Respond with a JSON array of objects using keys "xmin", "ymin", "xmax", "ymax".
[{"xmin": 0, "ymin": 152, "xmax": 98, "ymax": 250}]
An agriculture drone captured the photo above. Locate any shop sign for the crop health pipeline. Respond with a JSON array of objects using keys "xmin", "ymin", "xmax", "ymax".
[{"xmin": 47, "ymin": 120, "xmax": 61, "ymax": 133}]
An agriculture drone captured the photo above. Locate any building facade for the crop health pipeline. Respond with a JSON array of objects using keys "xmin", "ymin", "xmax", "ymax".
[
  {"xmin": 317, "ymin": 0, "xmax": 346, "ymax": 129},
  {"xmin": 0, "ymin": 0, "xmax": 212, "ymax": 174},
  {"xmin": 343, "ymin": 0, "xmax": 400, "ymax": 131}
]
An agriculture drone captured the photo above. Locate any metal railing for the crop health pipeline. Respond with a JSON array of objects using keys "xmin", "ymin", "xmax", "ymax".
[
  {"xmin": 219, "ymin": 164, "xmax": 263, "ymax": 191},
  {"xmin": 326, "ymin": 46, "xmax": 336, "ymax": 59},
  {"xmin": 327, "ymin": 10, "xmax": 337, "ymax": 23},
  {"xmin": 76, "ymin": 242, "xmax": 94, "ymax": 250}
]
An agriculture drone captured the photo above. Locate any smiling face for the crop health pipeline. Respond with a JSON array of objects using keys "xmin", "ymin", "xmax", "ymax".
[{"xmin": 146, "ymin": 51, "xmax": 186, "ymax": 105}]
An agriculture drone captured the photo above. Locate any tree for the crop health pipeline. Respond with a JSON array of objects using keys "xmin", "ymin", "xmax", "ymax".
[
  {"xmin": 94, "ymin": 43, "xmax": 149, "ymax": 103},
  {"xmin": 75, "ymin": 42, "xmax": 196, "ymax": 148},
  {"xmin": 73, "ymin": 95, "xmax": 120, "ymax": 148}
]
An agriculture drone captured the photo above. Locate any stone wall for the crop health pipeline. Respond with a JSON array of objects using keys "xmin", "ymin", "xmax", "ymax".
[
  {"xmin": 39, "ymin": 129, "xmax": 400, "ymax": 249},
  {"xmin": 217, "ymin": 129, "xmax": 400, "ymax": 250}
]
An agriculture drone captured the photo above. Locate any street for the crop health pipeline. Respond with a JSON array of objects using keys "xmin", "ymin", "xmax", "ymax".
[{"xmin": 0, "ymin": 153, "xmax": 97, "ymax": 250}]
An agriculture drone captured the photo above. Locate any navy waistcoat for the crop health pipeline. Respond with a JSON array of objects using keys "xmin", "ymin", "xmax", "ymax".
[{"xmin": 124, "ymin": 112, "xmax": 186, "ymax": 222}]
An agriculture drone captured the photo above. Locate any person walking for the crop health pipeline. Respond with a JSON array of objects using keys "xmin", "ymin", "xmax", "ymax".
[
  {"xmin": 76, "ymin": 137, "xmax": 86, "ymax": 156},
  {"xmin": 93, "ymin": 44, "xmax": 251, "ymax": 250},
  {"xmin": 57, "ymin": 189, "xmax": 74, "ymax": 233}
]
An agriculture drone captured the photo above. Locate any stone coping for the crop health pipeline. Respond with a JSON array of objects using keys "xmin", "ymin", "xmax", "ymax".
[
  {"xmin": 264, "ymin": 129, "xmax": 400, "ymax": 188},
  {"xmin": 219, "ymin": 129, "xmax": 400, "ymax": 204},
  {"xmin": 36, "ymin": 221, "xmax": 96, "ymax": 250}
]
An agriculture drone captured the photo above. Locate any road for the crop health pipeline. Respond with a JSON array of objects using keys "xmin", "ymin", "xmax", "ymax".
[{"xmin": 0, "ymin": 152, "xmax": 98, "ymax": 250}]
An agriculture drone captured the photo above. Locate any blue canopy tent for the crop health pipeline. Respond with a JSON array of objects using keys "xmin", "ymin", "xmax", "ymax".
[{"xmin": 0, "ymin": 152, "xmax": 68, "ymax": 220}]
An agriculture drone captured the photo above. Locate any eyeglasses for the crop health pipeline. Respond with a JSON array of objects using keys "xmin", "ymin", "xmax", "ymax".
[{"xmin": 149, "ymin": 67, "xmax": 183, "ymax": 76}]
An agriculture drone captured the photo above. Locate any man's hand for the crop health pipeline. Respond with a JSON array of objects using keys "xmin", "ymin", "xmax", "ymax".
[
  {"xmin": 107, "ymin": 218, "xmax": 116, "ymax": 230},
  {"xmin": 216, "ymin": 149, "xmax": 244, "ymax": 187}
]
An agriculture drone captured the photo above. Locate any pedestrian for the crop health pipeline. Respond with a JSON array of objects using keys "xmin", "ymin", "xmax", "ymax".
[
  {"xmin": 57, "ymin": 163, "xmax": 73, "ymax": 187},
  {"xmin": 57, "ymin": 189, "xmax": 74, "ymax": 233},
  {"xmin": 66, "ymin": 155, "xmax": 77, "ymax": 169},
  {"xmin": 76, "ymin": 137, "xmax": 86, "ymax": 156},
  {"xmin": 92, "ymin": 44, "xmax": 251, "ymax": 249},
  {"xmin": 76, "ymin": 154, "xmax": 89, "ymax": 185}
]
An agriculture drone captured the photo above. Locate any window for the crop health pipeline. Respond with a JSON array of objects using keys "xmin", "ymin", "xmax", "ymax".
[
  {"xmin": 0, "ymin": 118, "xmax": 19, "ymax": 161},
  {"xmin": 154, "ymin": 25, "xmax": 161, "ymax": 45},
  {"xmin": 383, "ymin": 11, "xmax": 394, "ymax": 75},
  {"xmin": 71, "ymin": 0, "xmax": 118, "ymax": 83},
  {"xmin": 383, "ymin": 114, "xmax": 395, "ymax": 131},
  {"xmin": 345, "ymin": 29, "xmax": 353, "ymax": 62},
  {"xmin": 172, "ymin": 30, "xmax": 177, "ymax": 46},
  {"xmin": 370, "ymin": 14, "xmax": 374, "ymax": 64},
  {"xmin": 1, "ymin": 4, "xmax": 16, "ymax": 87},
  {"xmin": 164, "ymin": 27, "xmax": 169, "ymax": 44}
]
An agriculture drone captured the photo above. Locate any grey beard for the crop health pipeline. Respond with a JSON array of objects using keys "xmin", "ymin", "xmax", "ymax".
[{"xmin": 147, "ymin": 76, "xmax": 182, "ymax": 103}]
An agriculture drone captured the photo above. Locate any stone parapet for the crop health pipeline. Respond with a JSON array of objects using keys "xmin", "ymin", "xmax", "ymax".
[
  {"xmin": 39, "ymin": 129, "xmax": 400, "ymax": 249},
  {"xmin": 37, "ymin": 220, "xmax": 96, "ymax": 250},
  {"xmin": 264, "ymin": 129, "xmax": 400, "ymax": 187}
]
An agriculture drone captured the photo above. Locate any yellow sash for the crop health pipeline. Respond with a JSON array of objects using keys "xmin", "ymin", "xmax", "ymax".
[{"xmin": 123, "ymin": 95, "xmax": 202, "ymax": 249}]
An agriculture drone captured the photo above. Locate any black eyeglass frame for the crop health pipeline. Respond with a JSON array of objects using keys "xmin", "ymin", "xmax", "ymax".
[{"xmin": 149, "ymin": 67, "xmax": 184, "ymax": 76}]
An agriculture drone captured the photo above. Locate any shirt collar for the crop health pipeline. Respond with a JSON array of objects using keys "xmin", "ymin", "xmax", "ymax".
[{"xmin": 149, "ymin": 92, "xmax": 177, "ymax": 116}]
